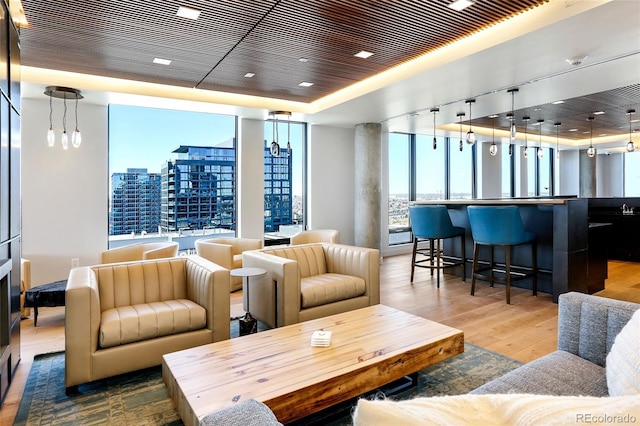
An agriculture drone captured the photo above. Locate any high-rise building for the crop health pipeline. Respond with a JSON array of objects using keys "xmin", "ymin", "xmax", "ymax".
[
  {"xmin": 264, "ymin": 148, "xmax": 293, "ymax": 232},
  {"xmin": 110, "ymin": 168, "xmax": 162, "ymax": 235},
  {"xmin": 161, "ymin": 145, "xmax": 236, "ymax": 233}
]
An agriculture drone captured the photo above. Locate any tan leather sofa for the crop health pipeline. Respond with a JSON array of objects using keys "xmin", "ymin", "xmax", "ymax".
[
  {"xmin": 242, "ymin": 243, "xmax": 380, "ymax": 328},
  {"xmin": 195, "ymin": 237, "xmax": 263, "ymax": 291},
  {"xmin": 65, "ymin": 255, "xmax": 230, "ymax": 392},
  {"xmin": 99, "ymin": 241, "xmax": 179, "ymax": 264},
  {"xmin": 289, "ymin": 229, "xmax": 339, "ymax": 245},
  {"xmin": 20, "ymin": 258, "xmax": 31, "ymax": 318}
]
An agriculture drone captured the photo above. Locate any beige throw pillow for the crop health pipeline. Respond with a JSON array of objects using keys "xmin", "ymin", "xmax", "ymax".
[{"xmin": 606, "ymin": 309, "xmax": 640, "ymax": 396}]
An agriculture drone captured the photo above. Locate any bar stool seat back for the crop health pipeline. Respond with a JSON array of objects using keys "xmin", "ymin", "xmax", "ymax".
[
  {"xmin": 408, "ymin": 205, "xmax": 466, "ymax": 288},
  {"xmin": 467, "ymin": 205, "xmax": 537, "ymax": 304}
]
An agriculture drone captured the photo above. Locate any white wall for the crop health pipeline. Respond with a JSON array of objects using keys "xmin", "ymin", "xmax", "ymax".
[
  {"xmin": 477, "ymin": 141, "xmax": 502, "ymax": 199},
  {"xmin": 237, "ymin": 118, "xmax": 266, "ymax": 239},
  {"xmin": 596, "ymin": 153, "xmax": 624, "ymax": 197},
  {"xmin": 558, "ymin": 150, "xmax": 580, "ymax": 196},
  {"xmin": 308, "ymin": 125, "xmax": 356, "ymax": 245},
  {"xmin": 22, "ymin": 98, "xmax": 108, "ymax": 286}
]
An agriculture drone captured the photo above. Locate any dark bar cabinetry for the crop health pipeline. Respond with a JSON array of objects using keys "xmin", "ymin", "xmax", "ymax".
[
  {"xmin": 0, "ymin": 1, "xmax": 21, "ymax": 406},
  {"xmin": 588, "ymin": 198, "xmax": 640, "ymax": 262}
]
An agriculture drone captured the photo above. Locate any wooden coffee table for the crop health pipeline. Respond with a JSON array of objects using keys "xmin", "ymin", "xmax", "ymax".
[{"xmin": 162, "ymin": 304, "xmax": 464, "ymax": 425}]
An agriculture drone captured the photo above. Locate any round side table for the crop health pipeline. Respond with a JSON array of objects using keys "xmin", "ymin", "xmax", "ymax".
[{"xmin": 231, "ymin": 267, "xmax": 267, "ymax": 335}]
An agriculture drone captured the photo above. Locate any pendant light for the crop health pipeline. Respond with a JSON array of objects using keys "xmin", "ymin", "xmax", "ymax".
[
  {"xmin": 522, "ymin": 116, "xmax": 530, "ymax": 158},
  {"xmin": 72, "ymin": 96, "xmax": 82, "ymax": 148},
  {"xmin": 457, "ymin": 112, "xmax": 465, "ymax": 152},
  {"xmin": 286, "ymin": 114, "xmax": 291, "ymax": 156},
  {"xmin": 465, "ymin": 99, "xmax": 476, "ymax": 145},
  {"xmin": 507, "ymin": 88, "xmax": 519, "ymax": 141},
  {"xmin": 587, "ymin": 116, "xmax": 596, "ymax": 158},
  {"xmin": 508, "ymin": 143, "xmax": 513, "ymax": 156},
  {"xmin": 268, "ymin": 110, "xmax": 292, "ymax": 157},
  {"xmin": 489, "ymin": 116, "xmax": 498, "ymax": 156},
  {"xmin": 537, "ymin": 119, "xmax": 544, "ymax": 159},
  {"xmin": 47, "ymin": 92, "xmax": 55, "ymax": 147},
  {"xmin": 554, "ymin": 122, "xmax": 561, "ymax": 160},
  {"xmin": 431, "ymin": 108, "xmax": 439, "ymax": 149},
  {"xmin": 44, "ymin": 86, "xmax": 84, "ymax": 149},
  {"xmin": 626, "ymin": 109, "xmax": 636, "ymax": 152}
]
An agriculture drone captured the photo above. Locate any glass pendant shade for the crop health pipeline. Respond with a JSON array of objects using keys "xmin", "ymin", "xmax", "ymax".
[
  {"xmin": 47, "ymin": 128, "xmax": 55, "ymax": 147},
  {"xmin": 61, "ymin": 131, "xmax": 69, "ymax": 150},
  {"xmin": 459, "ymin": 139, "xmax": 463, "ymax": 152},
  {"xmin": 465, "ymin": 130, "xmax": 475, "ymax": 145},
  {"xmin": 626, "ymin": 110, "xmax": 636, "ymax": 152},
  {"xmin": 432, "ymin": 137, "xmax": 437, "ymax": 150},
  {"xmin": 489, "ymin": 142, "xmax": 498, "ymax": 156},
  {"xmin": 523, "ymin": 148, "xmax": 528, "ymax": 158},
  {"xmin": 510, "ymin": 122, "xmax": 517, "ymax": 140},
  {"xmin": 537, "ymin": 147, "xmax": 543, "ymax": 159},
  {"xmin": 587, "ymin": 146, "xmax": 596, "ymax": 158},
  {"xmin": 626, "ymin": 140, "xmax": 635, "ymax": 152},
  {"xmin": 509, "ymin": 144, "xmax": 513, "ymax": 156},
  {"xmin": 72, "ymin": 129, "xmax": 82, "ymax": 148}
]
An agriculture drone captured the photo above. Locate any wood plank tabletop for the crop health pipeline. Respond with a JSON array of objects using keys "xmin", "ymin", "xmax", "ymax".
[{"xmin": 163, "ymin": 304, "xmax": 464, "ymax": 425}]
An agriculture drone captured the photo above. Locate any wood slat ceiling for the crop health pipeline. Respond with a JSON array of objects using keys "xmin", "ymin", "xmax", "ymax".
[
  {"xmin": 19, "ymin": 0, "xmax": 547, "ymax": 103},
  {"xmin": 473, "ymin": 84, "xmax": 640, "ymax": 141}
]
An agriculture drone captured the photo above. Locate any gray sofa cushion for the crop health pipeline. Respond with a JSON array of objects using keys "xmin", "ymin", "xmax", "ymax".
[
  {"xmin": 200, "ymin": 399, "xmax": 282, "ymax": 426},
  {"xmin": 470, "ymin": 350, "xmax": 608, "ymax": 396}
]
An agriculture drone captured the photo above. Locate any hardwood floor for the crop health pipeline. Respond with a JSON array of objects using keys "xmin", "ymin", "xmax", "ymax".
[{"xmin": 1, "ymin": 255, "xmax": 638, "ymax": 425}]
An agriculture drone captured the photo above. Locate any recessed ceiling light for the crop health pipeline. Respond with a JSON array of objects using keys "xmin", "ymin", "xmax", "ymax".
[
  {"xmin": 631, "ymin": 119, "xmax": 640, "ymax": 123},
  {"xmin": 593, "ymin": 111, "xmax": 605, "ymax": 115},
  {"xmin": 298, "ymin": 57, "xmax": 309, "ymax": 63},
  {"xmin": 551, "ymin": 100, "xmax": 565, "ymax": 105},
  {"xmin": 298, "ymin": 82, "xmax": 314, "ymax": 87},
  {"xmin": 176, "ymin": 6, "xmax": 201, "ymax": 20},
  {"xmin": 488, "ymin": 114, "xmax": 499, "ymax": 118},
  {"xmin": 569, "ymin": 129, "xmax": 578, "ymax": 132},
  {"xmin": 244, "ymin": 72, "xmax": 255, "ymax": 78},
  {"xmin": 354, "ymin": 51, "xmax": 374, "ymax": 59},
  {"xmin": 153, "ymin": 58, "xmax": 172, "ymax": 65},
  {"xmin": 448, "ymin": 0, "xmax": 474, "ymax": 12}
]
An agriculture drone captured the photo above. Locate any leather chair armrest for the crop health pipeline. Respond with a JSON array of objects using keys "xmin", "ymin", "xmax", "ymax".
[
  {"xmin": 20, "ymin": 258, "xmax": 31, "ymax": 293},
  {"xmin": 65, "ymin": 266, "xmax": 102, "ymax": 388},
  {"xmin": 142, "ymin": 242, "xmax": 178, "ymax": 260},
  {"xmin": 185, "ymin": 255, "xmax": 231, "ymax": 342},
  {"xmin": 242, "ymin": 250, "xmax": 300, "ymax": 328},
  {"xmin": 195, "ymin": 241, "xmax": 234, "ymax": 270}
]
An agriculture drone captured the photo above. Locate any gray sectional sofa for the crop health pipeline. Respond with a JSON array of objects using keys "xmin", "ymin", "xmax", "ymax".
[{"xmin": 471, "ymin": 291, "xmax": 640, "ymax": 396}]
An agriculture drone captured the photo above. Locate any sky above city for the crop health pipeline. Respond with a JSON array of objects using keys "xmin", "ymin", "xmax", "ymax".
[{"xmin": 109, "ymin": 104, "xmax": 236, "ymax": 174}]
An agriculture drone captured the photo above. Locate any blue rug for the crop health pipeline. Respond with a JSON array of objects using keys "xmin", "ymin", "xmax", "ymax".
[{"xmin": 16, "ymin": 325, "xmax": 522, "ymax": 425}]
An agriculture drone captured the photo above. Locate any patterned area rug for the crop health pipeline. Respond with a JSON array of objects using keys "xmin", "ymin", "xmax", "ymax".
[{"xmin": 16, "ymin": 325, "xmax": 522, "ymax": 425}]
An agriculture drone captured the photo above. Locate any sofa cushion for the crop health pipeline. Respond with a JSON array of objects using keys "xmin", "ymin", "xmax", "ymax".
[
  {"xmin": 606, "ymin": 309, "xmax": 640, "ymax": 396},
  {"xmin": 301, "ymin": 273, "xmax": 366, "ymax": 309},
  {"xmin": 470, "ymin": 350, "xmax": 608, "ymax": 396},
  {"xmin": 200, "ymin": 399, "xmax": 282, "ymax": 426},
  {"xmin": 352, "ymin": 394, "xmax": 640, "ymax": 426},
  {"xmin": 100, "ymin": 299, "xmax": 206, "ymax": 348}
]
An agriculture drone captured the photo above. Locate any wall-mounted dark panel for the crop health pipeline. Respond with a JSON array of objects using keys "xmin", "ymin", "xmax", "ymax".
[
  {"xmin": 0, "ymin": 96, "xmax": 8, "ymax": 243},
  {"xmin": 0, "ymin": 4, "xmax": 7, "ymax": 98},
  {"xmin": 10, "ymin": 107, "xmax": 18, "ymax": 237}
]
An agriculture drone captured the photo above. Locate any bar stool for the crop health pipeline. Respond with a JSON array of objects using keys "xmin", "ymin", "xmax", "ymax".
[
  {"xmin": 408, "ymin": 205, "xmax": 466, "ymax": 288},
  {"xmin": 467, "ymin": 206, "xmax": 537, "ymax": 304}
]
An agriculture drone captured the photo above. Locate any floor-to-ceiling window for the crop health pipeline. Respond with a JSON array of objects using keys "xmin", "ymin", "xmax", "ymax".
[
  {"xmin": 625, "ymin": 151, "xmax": 640, "ymax": 196},
  {"xmin": 501, "ymin": 144, "xmax": 513, "ymax": 197},
  {"xmin": 449, "ymin": 139, "xmax": 473, "ymax": 199},
  {"xmin": 263, "ymin": 119, "xmax": 306, "ymax": 233},
  {"xmin": 108, "ymin": 105, "xmax": 237, "ymax": 250},
  {"xmin": 539, "ymin": 148, "xmax": 552, "ymax": 196},
  {"xmin": 389, "ymin": 133, "xmax": 411, "ymax": 244},
  {"xmin": 416, "ymin": 134, "xmax": 446, "ymax": 201}
]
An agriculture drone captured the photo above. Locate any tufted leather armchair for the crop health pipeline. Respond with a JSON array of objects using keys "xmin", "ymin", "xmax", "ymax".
[
  {"xmin": 242, "ymin": 243, "xmax": 379, "ymax": 328},
  {"xmin": 289, "ymin": 229, "xmax": 339, "ymax": 245},
  {"xmin": 99, "ymin": 241, "xmax": 179, "ymax": 264},
  {"xmin": 195, "ymin": 237, "xmax": 263, "ymax": 291}
]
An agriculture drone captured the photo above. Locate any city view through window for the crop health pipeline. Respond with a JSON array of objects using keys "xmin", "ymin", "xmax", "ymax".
[{"xmin": 108, "ymin": 105, "xmax": 304, "ymax": 251}]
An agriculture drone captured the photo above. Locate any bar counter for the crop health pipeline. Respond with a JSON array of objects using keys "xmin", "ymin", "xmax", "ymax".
[{"xmin": 413, "ymin": 197, "xmax": 591, "ymax": 302}]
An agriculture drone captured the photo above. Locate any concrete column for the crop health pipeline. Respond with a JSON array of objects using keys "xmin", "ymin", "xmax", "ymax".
[
  {"xmin": 579, "ymin": 149, "xmax": 597, "ymax": 197},
  {"xmin": 354, "ymin": 123, "xmax": 381, "ymax": 249}
]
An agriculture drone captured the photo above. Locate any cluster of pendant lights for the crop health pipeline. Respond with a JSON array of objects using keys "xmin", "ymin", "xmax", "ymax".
[
  {"xmin": 45, "ymin": 86, "xmax": 83, "ymax": 150},
  {"xmin": 429, "ymin": 86, "xmax": 637, "ymax": 158},
  {"xmin": 268, "ymin": 110, "xmax": 292, "ymax": 157}
]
